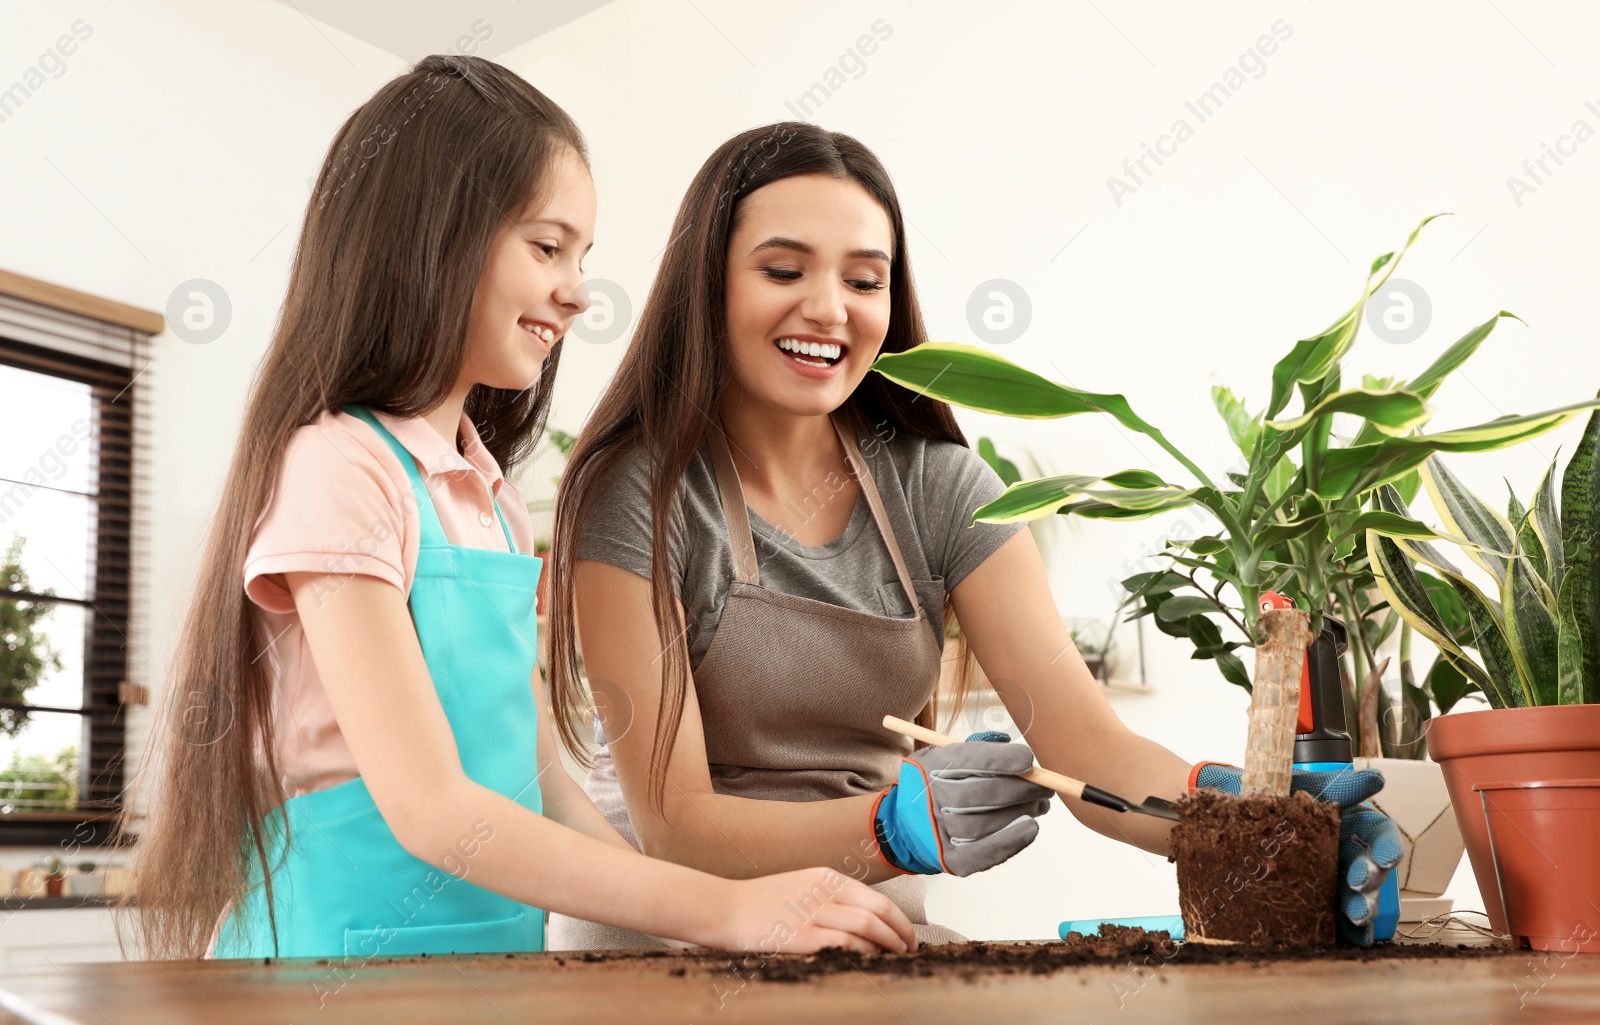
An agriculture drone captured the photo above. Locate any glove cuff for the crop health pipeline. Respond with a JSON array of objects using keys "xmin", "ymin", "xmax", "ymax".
[
  {"xmin": 869, "ymin": 788, "xmax": 917, "ymax": 876},
  {"xmin": 1190, "ymin": 761, "xmax": 1239, "ymax": 794}
]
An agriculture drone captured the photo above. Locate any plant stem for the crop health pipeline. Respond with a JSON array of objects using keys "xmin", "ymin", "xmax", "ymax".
[{"xmin": 1183, "ymin": 569, "xmax": 1252, "ymax": 641}]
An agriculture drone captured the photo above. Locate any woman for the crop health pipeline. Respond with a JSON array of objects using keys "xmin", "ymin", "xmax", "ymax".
[{"xmin": 545, "ymin": 123, "xmax": 1399, "ymax": 948}]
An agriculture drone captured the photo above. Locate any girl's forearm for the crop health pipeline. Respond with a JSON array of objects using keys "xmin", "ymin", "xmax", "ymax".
[
  {"xmin": 636, "ymin": 790, "xmax": 904, "ymax": 884},
  {"xmin": 399, "ymin": 778, "xmax": 729, "ymax": 945}
]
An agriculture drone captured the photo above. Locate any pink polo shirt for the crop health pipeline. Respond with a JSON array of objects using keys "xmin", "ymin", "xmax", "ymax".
[{"xmin": 243, "ymin": 407, "xmax": 540, "ymax": 801}]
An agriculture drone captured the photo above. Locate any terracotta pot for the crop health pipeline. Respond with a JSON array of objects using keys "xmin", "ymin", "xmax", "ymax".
[
  {"xmin": 44, "ymin": 872, "xmax": 65, "ymax": 897},
  {"xmin": 1477, "ymin": 780, "xmax": 1600, "ymax": 951},
  {"xmin": 1426, "ymin": 705, "xmax": 1600, "ymax": 934}
]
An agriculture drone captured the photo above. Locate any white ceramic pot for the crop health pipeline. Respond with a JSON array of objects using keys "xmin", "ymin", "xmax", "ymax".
[
  {"xmin": 68, "ymin": 871, "xmax": 105, "ymax": 897},
  {"xmin": 1354, "ymin": 756, "xmax": 1467, "ymax": 921}
]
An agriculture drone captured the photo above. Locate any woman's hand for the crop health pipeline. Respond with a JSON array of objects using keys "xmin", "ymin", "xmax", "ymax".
[
  {"xmin": 872, "ymin": 735, "xmax": 1053, "ymax": 876},
  {"xmin": 701, "ymin": 868, "xmax": 919, "ymax": 954}
]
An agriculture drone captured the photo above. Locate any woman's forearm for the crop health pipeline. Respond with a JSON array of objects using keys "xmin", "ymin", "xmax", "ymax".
[
  {"xmin": 636, "ymin": 789, "xmax": 904, "ymax": 884},
  {"xmin": 1033, "ymin": 722, "xmax": 1191, "ymax": 856}
]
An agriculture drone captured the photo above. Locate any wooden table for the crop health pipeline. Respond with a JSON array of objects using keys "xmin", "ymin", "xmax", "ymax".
[{"xmin": 2, "ymin": 941, "xmax": 1594, "ymax": 1024}]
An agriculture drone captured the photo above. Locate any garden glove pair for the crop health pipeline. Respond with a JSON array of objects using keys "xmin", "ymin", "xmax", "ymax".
[
  {"xmin": 872, "ymin": 731, "xmax": 1054, "ymax": 876},
  {"xmin": 1191, "ymin": 761, "xmax": 1404, "ymax": 945}
]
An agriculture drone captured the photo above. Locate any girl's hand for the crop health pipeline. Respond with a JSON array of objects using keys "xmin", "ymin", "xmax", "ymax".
[{"xmin": 704, "ymin": 868, "xmax": 919, "ymax": 955}]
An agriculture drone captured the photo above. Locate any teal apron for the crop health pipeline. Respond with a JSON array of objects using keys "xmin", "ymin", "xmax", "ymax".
[{"xmin": 214, "ymin": 405, "xmax": 546, "ymax": 958}]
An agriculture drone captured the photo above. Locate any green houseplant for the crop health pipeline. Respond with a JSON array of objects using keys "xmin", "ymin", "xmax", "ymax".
[
  {"xmin": 870, "ymin": 216, "xmax": 1600, "ymax": 941},
  {"xmin": 1364, "ymin": 405, "xmax": 1600, "ymax": 942}
]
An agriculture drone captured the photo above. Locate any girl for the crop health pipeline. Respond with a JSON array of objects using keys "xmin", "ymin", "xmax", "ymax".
[
  {"xmin": 545, "ymin": 122, "xmax": 1400, "ymax": 948},
  {"xmin": 126, "ymin": 58, "xmax": 915, "ymax": 961}
]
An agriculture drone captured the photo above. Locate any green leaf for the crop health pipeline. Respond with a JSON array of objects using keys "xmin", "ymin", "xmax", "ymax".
[
  {"xmin": 1342, "ymin": 510, "xmax": 1473, "ymax": 546},
  {"xmin": 1313, "ymin": 397, "xmax": 1600, "ymax": 500},
  {"xmin": 1404, "ymin": 312, "xmax": 1524, "ymax": 402},
  {"xmin": 1531, "ymin": 453, "xmax": 1565, "ymax": 596},
  {"xmin": 1264, "ymin": 387, "xmax": 1434, "ymax": 438},
  {"xmin": 1212, "ymin": 386, "xmax": 1261, "ymax": 459},
  {"xmin": 1371, "ymin": 485, "xmax": 1526, "ymax": 706},
  {"xmin": 1349, "ymin": 312, "xmax": 1524, "ymax": 449},
  {"xmin": 1507, "ymin": 486, "xmax": 1549, "ymax": 585},
  {"xmin": 1502, "ymin": 538, "xmax": 1560, "ymax": 706},
  {"xmin": 1421, "ymin": 456, "xmax": 1515, "ymax": 587},
  {"xmin": 1367, "ymin": 526, "xmax": 1477, "ymax": 672},
  {"xmin": 1122, "ymin": 570, "xmax": 1188, "ymax": 600},
  {"xmin": 1167, "ymin": 535, "xmax": 1227, "ymax": 556},
  {"xmin": 976, "ymin": 437, "xmax": 1022, "ymax": 487},
  {"xmin": 1161, "ymin": 553, "xmax": 1243, "ymax": 586},
  {"xmin": 971, "ymin": 471, "xmax": 1200, "ymax": 524},
  {"xmin": 1366, "ymin": 485, "xmax": 1515, "ymax": 706},
  {"xmin": 1214, "ymin": 649, "xmax": 1252, "ymax": 691},
  {"xmin": 1155, "ymin": 596, "xmax": 1225, "ymax": 623},
  {"xmin": 1257, "ymin": 512, "xmax": 1327, "ymax": 550},
  {"xmin": 872, "ymin": 342, "xmax": 1222, "ymax": 497},
  {"xmin": 1266, "ymin": 214, "xmax": 1445, "ymax": 420},
  {"xmin": 1393, "ymin": 469, "xmax": 1422, "ymax": 505},
  {"xmin": 1185, "ymin": 614, "xmax": 1225, "ymax": 651},
  {"xmin": 1556, "ymin": 542, "xmax": 1587, "ymax": 705},
  {"xmin": 1426, "ymin": 656, "xmax": 1477, "ymax": 715},
  {"xmin": 1419, "ymin": 572, "xmax": 1470, "ymax": 638},
  {"xmin": 1559, "ymin": 400, "xmax": 1600, "ymax": 702},
  {"xmin": 1102, "ymin": 469, "xmax": 1170, "ymax": 489}
]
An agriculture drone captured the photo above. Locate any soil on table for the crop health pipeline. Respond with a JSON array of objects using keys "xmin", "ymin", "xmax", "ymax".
[
  {"xmin": 1168, "ymin": 788, "xmax": 1342, "ymax": 946},
  {"xmin": 311, "ymin": 925, "xmax": 1516, "ymax": 985}
]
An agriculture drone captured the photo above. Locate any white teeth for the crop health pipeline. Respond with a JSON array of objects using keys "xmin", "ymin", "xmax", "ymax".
[
  {"xmin": 775, "ymin": 338, "xmax": 843, "ymax": 362},
  {"xmin": 521, "ymin": 322, "xmax": 556, "ymax": 343}
]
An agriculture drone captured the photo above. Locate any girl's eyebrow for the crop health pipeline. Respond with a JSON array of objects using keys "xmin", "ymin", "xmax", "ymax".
[
  {"xmin": 522, "ymin": 216, "xmax": 594, "ymax": 253},
  {"xmin": 751, "ymin": 235, "xmax": 891, "ymax": 263}
]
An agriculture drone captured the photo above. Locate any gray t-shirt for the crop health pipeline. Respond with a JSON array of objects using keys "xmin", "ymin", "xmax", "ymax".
[{"xmin": 576, "ymin": 424, "xmax": 1025, "ymax": 666}]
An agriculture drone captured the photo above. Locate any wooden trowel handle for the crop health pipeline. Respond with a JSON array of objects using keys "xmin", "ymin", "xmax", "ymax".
[{"xmin": 881, "ymin": 715, "xmax": 1088, "ymax": 801}]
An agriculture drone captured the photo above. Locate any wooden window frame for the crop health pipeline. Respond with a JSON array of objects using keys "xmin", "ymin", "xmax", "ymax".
[{"xmin": 0, "ymin": 269, "xmax": 160, "ymax": 848}]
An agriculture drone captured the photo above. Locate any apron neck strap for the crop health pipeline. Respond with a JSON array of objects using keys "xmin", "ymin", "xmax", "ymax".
[
  {"xmin": 707, "ymin": 412, "xmax": 923, "ymax": 615},
  {"xmin": 341, "ymin": 405, "xmax": 449, "ymax": 549}
]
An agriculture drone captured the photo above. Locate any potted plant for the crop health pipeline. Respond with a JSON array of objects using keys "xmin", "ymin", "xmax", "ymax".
[
  {"xmin": 1121, "ymin": 496, "xmax": 1476, "ymax": 920},
  {"xmin": 42, "ymin": 855, "xmax": 65, "ymax": 897},
  {"xmin": 1364, "ymin": 403, "xmax": 1600, "ymax": 942},
  {"xmin": 870, "ymin": 216, "xmax": 1600, "ymax": 943}
]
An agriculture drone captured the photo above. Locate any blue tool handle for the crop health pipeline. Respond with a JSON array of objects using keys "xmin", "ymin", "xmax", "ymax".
[{"xmin": 1060, "ymin": 915, "xmax": 1186, "ymax": 941}]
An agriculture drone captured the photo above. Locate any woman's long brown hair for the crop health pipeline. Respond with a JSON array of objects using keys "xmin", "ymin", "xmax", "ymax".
[
  {"xmin": 121, "ymin": 55, "xmax": 586, "ymax": 959},
  {"xmin": 547, "ymin": 123, "xmax": 979, "ymax": 815}
]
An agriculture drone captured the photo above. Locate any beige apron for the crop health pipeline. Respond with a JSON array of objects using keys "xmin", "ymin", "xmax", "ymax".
[{"xmin": 548, "ymin": 411, "xmax": 964, "ymax": 950}]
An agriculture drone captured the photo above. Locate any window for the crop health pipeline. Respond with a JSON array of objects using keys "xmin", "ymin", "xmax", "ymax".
[{"xmin": 0, "ymin": 271, "xmax": 156, "ymax": 847}]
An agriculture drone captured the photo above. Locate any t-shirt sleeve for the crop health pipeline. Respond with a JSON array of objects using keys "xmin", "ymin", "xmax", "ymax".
[
  {"xmin": 924, "ymin": 440, "xmax": 1026, "ymax": 589},
  {"xmin": 574, "ymin": 445, "xmax": 686, "ymax": 591},
  {"xmin": 243, "ymin": 418, "xmax": 412, "ymax": 613}
]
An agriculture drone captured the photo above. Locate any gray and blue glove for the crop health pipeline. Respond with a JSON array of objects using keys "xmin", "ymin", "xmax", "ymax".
[
  {"xmin": 1192, "ymin": 761, "xmax": 1403, "ymax": 945},
  {"xmin": 872, "ymin": 731, "xmax": 1054, "ymax": 877}
]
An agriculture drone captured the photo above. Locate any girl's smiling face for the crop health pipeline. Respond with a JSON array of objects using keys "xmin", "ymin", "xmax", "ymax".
[
  {"xmin": 724, "ymin": 174, "xmax": 894, "ymax": 418},
  {"xmin": 462, "ymin": 145, "xmax": 596, "ymax": 393}
]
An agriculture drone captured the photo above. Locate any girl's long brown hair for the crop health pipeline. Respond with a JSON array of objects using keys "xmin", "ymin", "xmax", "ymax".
[
  {"xmin": 547, "ymin": 123, "xmax": 978, "ymax": 815},
  {"xmin": 122, "ymin": 55, "xmax": 586, "ymax": 959}
]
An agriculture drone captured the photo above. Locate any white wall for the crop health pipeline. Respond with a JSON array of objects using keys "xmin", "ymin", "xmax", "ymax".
[{"xmin": 5, "ymin": 0, "xmax": 1596, "ymax": 943}]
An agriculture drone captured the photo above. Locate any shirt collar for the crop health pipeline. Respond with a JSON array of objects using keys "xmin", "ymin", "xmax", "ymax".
[{"xmin": 372, "ymin": 409, "xmax": 507, "ymax": 493}]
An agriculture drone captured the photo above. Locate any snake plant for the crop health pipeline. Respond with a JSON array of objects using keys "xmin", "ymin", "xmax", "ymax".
[{"xmin": 1365, "ymin": 402, "xmax": 1600, "ymax": 708}]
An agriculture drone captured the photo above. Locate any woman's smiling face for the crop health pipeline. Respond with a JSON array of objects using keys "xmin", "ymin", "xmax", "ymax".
[{"xmin": 723, "ymin": 174, "xmax": 894, "ymax": 418}]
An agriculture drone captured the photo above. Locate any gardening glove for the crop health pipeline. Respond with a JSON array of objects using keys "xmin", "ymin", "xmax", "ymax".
[
  {"xmin": 1191, "ymin": 762, "xmax": 1404, "ymax": 946},
  {"xmin": 871, "ymin": 731, "xmax": 1054, "ymax": 877}
]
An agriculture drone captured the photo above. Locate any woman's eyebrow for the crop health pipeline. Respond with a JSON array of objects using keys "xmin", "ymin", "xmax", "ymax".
[{"xmin": 751, "ymin": 235, "xmax": 891, "ymax": 263}]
